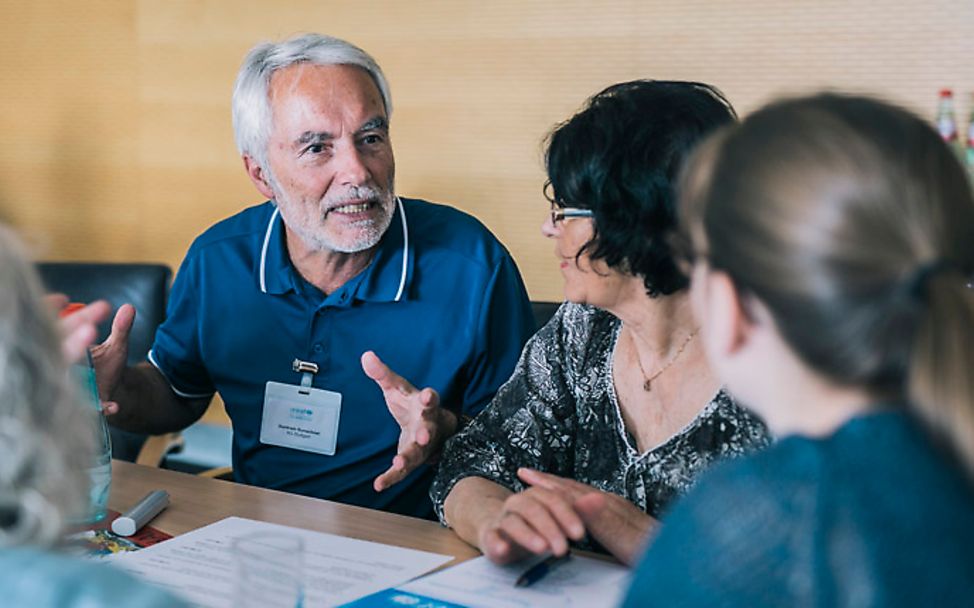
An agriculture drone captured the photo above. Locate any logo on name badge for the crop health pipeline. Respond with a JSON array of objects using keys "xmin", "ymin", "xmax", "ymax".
[{"xmin": 289, "ymin": 407, "xmax": 314, "ymax": 421}]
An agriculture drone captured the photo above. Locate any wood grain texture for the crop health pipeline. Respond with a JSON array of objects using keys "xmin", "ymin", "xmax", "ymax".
[
  {"xmin": 109, "ymin": 460, "xmax": 481, "ymax": 564},
  {"xmin": 2, "ymin": 0, "xmax": 972, "ymax": 304}
]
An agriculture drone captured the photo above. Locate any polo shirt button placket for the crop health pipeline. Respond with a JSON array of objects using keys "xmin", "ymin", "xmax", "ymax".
[{"xmin": 309, "ymin": 306, "xmax": 328, "ymax": 367}]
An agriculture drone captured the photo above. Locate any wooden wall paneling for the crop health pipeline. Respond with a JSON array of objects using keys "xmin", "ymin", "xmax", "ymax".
[{"xmin": 1, "ymin": 0, "xmax": 971, "ymax": 304}]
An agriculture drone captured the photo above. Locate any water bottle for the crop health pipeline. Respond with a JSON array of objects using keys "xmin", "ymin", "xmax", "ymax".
[
  {"xmin": 966, "ymin": 92, "xmax": 974, "ymax": 181},
  {"xmin": 62, "ymin": 303, "xmax": 113, "ymax": 523},
  {"xmin": 936, "ymin": 89, "xmax": 958, "ymax": 142},
  {"xmin": 936, "ymin": 89, "xmax": 965, "ymax": 162},
  {"xmin": 79, "ymin": 350, "xmax": 113, "ymax": 522}
]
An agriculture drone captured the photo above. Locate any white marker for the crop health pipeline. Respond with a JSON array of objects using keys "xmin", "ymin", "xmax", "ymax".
[{"xmin": 111, "ymin": 490, "xmax": 170, "ymax": 536}]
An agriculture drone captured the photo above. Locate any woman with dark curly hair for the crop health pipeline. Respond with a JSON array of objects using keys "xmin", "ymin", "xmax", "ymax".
[{"xmin": 430, "ymin": 80, "xmax": 770, "ymax": 565}]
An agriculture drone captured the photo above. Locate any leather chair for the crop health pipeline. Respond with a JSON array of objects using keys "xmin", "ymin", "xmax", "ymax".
[
  {"xmin": 530, "ymin": 300, "xmax": 561, "ymax": 331},
  {"xmin": 36, "ymin": 262, "xmax": 173, "ymax": 463}
]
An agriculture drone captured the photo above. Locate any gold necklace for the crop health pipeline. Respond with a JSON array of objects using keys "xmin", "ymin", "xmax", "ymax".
[{"xmin": 630, "ymin": 327, "xmax": 698, "ymax": 392}]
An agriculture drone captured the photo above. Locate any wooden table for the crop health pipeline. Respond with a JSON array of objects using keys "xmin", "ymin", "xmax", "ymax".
[{"xmin": 108, "ymin": 460, "xmax": 480, "ymax": 565}]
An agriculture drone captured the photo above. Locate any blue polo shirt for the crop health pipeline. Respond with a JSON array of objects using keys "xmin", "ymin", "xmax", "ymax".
[{"xmin": 149, "ymin": 197, "xmax": 534, "ymax": 517}]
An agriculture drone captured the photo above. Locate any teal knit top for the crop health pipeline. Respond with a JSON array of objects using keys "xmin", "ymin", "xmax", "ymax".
[{"xmin": 624, "ymin": 411, "xmax": 974, "ymax": 607}]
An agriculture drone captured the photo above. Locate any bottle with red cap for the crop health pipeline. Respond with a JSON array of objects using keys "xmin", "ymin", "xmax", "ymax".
[
  {"xmin": 937, "ymin": 89, "xmax": 959, "ymax": 142},
  {"xmin": 966, "ymin": 92, "xmax": 974, "ymax": 180},
  {"xmin": 936, "ymin": 89, "xmax": 965, "ymax": 163},
  {"xmin": 61, "ymin": 303, "xmax": 113, "ymax": 523}
]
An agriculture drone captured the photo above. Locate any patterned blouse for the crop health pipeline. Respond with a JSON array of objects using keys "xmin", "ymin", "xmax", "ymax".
[{"xmin": 430, "ymin": 302, "xmax": 771, "ymax": 527}]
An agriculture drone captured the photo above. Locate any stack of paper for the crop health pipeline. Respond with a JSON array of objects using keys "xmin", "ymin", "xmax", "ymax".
[
  {"xmin": 343, "ymin": 554, "xmax": 631, "ymax": 607},
  {"xmin": 109, "ymin": 517, "xmax": 453, "ymax": 607}
]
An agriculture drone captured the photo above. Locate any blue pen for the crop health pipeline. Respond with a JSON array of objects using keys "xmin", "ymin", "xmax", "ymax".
[{"xmin": 514, "ymin": 553, "xmax": 572, "ymax": 587}]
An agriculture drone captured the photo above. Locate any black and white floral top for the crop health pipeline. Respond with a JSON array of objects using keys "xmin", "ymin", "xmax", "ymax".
[{"xmin": 430, "ymin": 302, "xmax": 771, "ymax": 526}]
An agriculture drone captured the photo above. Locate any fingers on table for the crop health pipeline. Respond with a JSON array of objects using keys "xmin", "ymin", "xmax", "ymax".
[
  {"xmin": 517, "ymin": 467, "xmax": 584, "ymax": 494},
  {"xmin": 482, "ymin": 527, "xmax": 524, "ymax": 564},
  {"xmin": 499, "ymin": 491, "xmax": 584, "ymax": 556}
]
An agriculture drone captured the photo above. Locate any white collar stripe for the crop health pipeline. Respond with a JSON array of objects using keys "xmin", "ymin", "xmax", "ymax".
[
  {"xmin": 259, "ymin": 206, "xmax": 280, "ymax": 294},
  {"xmin": 259, "ymin": 201, "xmax": 406, "ymax": 300},
  {"xmin": 394, "ymin": 196, "xmax": 408, "ymax": 302}
]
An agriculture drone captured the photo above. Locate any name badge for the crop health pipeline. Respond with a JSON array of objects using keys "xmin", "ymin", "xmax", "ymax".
[{"xmin": 259, "ymin": 381, "xmax": 342, "ymax": 455}]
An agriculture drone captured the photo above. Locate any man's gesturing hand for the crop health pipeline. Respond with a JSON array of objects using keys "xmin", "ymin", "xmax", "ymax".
[
  {"xmin": 361, "ymin": 350, "xmax": 459, "ymax": 492},
  {"xmin": 88, "ymin": 304, "xmax": 136, "ymax": 415}
]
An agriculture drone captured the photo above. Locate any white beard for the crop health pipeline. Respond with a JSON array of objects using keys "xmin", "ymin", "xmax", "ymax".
[{"xmin": 270, "ymin": 178, "xmax": 396, "ymax": 254}]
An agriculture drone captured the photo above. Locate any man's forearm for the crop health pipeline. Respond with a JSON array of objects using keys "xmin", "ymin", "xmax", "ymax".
[{"xmin": 107, "ymin": 362, "xmax": 211, "ymax": 435}]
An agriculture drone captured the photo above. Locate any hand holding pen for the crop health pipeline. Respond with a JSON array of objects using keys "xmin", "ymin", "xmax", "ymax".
[
  {"xmin": 520, "ymin": 468, "xmax": 658, "ymax": 566},
  {"xmin": 515, "ymin": 553, "xmax": 572, "ymax": 587},
  {"xmin": 480, "ymin": 468, "xmax": 656, "ymax": 567},
  {"xmin": 478, "ymin": 470, "xmax": 588, "ymax": 565}
]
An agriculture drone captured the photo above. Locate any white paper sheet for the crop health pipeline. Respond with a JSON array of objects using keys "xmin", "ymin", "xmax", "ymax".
[
  {"xmin": 108, "ymin": 516, "xmax": 453, "ymax": 607},
  {"xmin": 359, "ymin": 554, "xmax": 632, "ymax": 608}
]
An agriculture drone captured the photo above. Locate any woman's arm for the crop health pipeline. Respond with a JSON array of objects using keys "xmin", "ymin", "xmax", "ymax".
[
  {"xmin": 444, "ymin": 475, "xmax": 587, "ymax": 565},
  {"xmin": 446, "ymin": 467, "xmax": 658, "ymax": 566},
  {"xmin": 430, "ymin": 304, "xmax": 581, "ymax": 523},
  {"xmin": 443, "ymin": 477, "xmax": 512, "ymax": 555}
]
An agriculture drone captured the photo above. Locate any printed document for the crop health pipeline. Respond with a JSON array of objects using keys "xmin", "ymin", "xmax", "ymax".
[
  {"xmin": 109, "ymin": 516, "xmax": 453, "ymax": 607},
  {"xmin": 343, "ymin": 554, "xmax": 631, "ymax": 607}
]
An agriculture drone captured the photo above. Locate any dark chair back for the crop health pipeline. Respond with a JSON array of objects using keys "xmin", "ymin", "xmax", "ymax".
[
  {"xmin": 36, "ymin": 262, "xmax": 172, "ymax": 462},
  {"xmin": 530, "ymin": 301, "xmax": 561, "ymax": 332},
  {"xmin": 36, "ymin": 262, "xmax": 171, "ymax": 364}
]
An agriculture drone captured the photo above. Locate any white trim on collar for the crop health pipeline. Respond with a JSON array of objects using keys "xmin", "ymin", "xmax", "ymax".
[
  {"xmin": 394, "ymin": 196, "xmax": 408, "ymax": 302},
  {"xmin": 259, "ymin": 206, "xmax": 281, "ymax": 294},
  {"xmin": 259, "ymin": 199, "xmax": 408, "ymax": 300}
]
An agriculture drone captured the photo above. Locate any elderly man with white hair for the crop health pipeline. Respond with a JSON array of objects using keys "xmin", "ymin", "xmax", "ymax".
[{"xmin": 95, "ymin": 33, "xmax": 534, "ymax": 518}]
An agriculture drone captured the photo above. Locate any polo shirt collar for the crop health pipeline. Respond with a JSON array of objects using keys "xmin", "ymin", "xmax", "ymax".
[
  {"xmin": 258, "ymin": 204, "xmax": 293, "ymax": 295},
  {"xmin": 257, "ymin": 198, "xmax": 414, "ymax": 302},
  {"xmin": 354, "ymin": 196, "xmax": 415, "ymax": 303}
]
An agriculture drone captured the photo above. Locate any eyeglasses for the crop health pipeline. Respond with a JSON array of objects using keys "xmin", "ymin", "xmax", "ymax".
[
  {"xmin": 550, "ymin": 204, "xmax": 594, "ymax": 225},
  {"xmin": 544, "ymin": 181, "xmax": 593, "ymax": 225}
]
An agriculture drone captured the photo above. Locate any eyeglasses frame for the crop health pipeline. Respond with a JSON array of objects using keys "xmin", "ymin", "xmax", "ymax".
[
  {"xmin": 550, "ymin": 205, "xmax": 594, "ymax": 225},
  {"xmin": 543, "ymin": 180, "xmax": 594, "ymax": 225}
]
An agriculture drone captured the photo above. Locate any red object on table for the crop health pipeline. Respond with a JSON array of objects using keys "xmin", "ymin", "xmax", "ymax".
[{"xmin": 59, "ymin": 302, "xmax": 87, "ymax": 318}]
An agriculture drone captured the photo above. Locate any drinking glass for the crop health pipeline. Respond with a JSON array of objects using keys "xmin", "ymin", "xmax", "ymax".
[{"xmin": 233, "ymin": 532, "xmax": 304, "ymax": 608}]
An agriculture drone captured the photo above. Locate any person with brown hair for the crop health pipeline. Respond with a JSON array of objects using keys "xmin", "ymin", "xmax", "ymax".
[{"xmin": 622, "ymin": 93, "xmax": 974, "ymax": 605}]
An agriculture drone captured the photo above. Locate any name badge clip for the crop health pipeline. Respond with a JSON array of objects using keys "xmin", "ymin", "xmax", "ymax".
[{"xmin": 292, "ymin": 358, "xmax": 319, "ymax": 393}]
